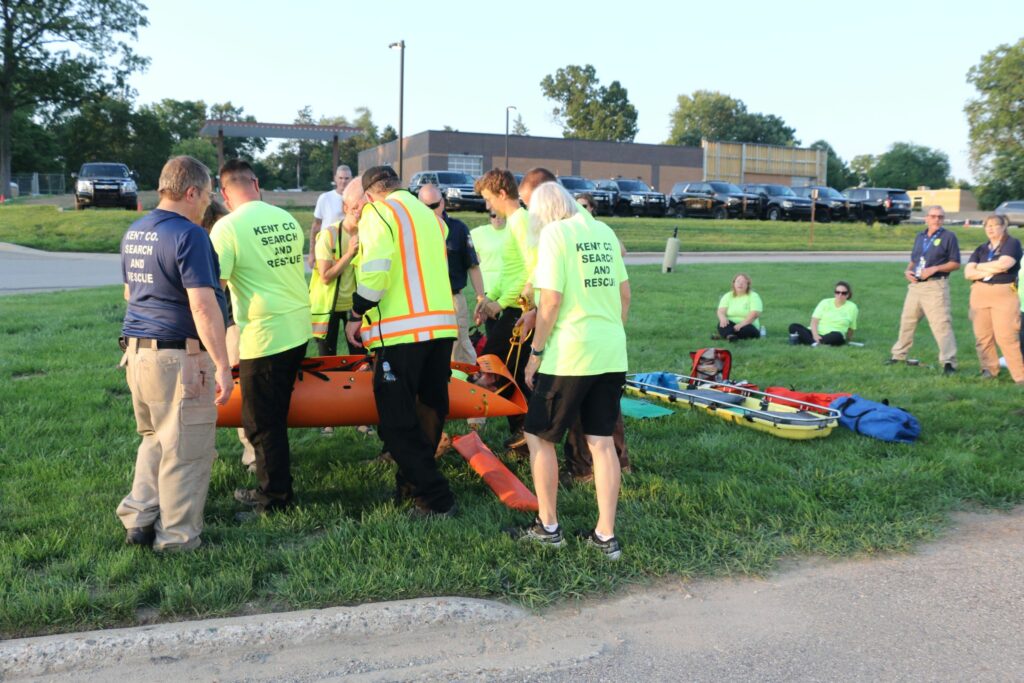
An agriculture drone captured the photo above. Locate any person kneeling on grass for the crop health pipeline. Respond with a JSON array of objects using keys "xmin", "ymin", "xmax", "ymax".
[
  {"xmin": 788, "ymin": 280, "xmax": 858, "ymax": 346},
  {"xmin": 715, "ymin": 272, "xmax": 763, "ymax": 341},
  {"xmin": 507, "ymin": 181, "xmax": 630, "ymax": 560}
]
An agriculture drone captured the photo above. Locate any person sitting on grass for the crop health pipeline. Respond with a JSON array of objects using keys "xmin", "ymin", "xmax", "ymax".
[
  {"xmin": 714, "ymin": 273, "xmax": 763, "ymax": 341},
  {"xmin": 789, "ymin": 281, "xmax": 858, "ymax": 346}
]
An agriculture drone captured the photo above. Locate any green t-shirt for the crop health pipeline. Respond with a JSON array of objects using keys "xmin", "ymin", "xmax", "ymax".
[
  {"xmin": 532, "ymin": 212, "xmax": 628, "ymax": 376},
  {"xmin": 811, "ymin": 298, "xmax": 858, "ymax": 336},
  {"xmin": 487, "ymin": 207, "xmax": 532, "ymax": 308},
  {"xmin": 717, "ymin": 291, "xmax": 763, "ymax": 329},
  {"xmin": 470, "ymin": 223, "xmax": 509, "ymax": 295},
  {"xmin": 314, "ymin": 225, "xmax": 356, "ymax": 312},
  {"xmin": 210, "ymin": 201, "xmax": 311, "ymax": 359}
]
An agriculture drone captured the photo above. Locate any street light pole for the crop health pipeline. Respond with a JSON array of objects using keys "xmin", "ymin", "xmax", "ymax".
[
  {"xmin": 389, "ymin": 40, "xmax": 406, "ymax": 182},
  {"xmin": 505, "ymin": 105, "xmax": 517, "ymax": 170}
]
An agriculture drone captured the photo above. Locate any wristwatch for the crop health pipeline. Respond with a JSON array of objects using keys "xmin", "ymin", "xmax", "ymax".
[{"xmin": 530, "ymin": 346, "xmax": 544, "ymax": 357}]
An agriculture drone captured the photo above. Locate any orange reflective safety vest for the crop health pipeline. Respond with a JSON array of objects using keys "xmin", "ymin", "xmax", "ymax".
[{"xmin": 355, "ymin": 190, "xmax": 458, "ymax": 349}]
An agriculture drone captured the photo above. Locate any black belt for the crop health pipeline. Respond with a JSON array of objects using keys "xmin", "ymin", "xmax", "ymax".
[{"xmin": 134, "ymin": 338, "xmax": 205, "ymax": 351}]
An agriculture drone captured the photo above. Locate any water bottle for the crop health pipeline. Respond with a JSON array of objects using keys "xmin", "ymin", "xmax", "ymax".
[{"xmin": 760, "ymin": 326, "xmax": 767, "ymax": 338}]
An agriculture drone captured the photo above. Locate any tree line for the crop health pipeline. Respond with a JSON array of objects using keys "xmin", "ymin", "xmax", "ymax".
[{"xmin": 2, "ymin": 3, "xmax": 1020, "ymax": 206}]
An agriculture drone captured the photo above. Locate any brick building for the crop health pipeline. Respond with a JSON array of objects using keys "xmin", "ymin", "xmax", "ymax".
[{"xmin": 358, "ymin": 131, "xmax": 826, "ymax": 194}]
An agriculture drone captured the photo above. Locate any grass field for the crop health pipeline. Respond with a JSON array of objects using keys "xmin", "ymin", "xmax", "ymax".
[
  {"xmin": 1, "ymin": 262, "xmax": 1021, "ymax": 638},
  {"xmin": 0, "ymin": 203, "xmax": 978, "ymax": 254}
]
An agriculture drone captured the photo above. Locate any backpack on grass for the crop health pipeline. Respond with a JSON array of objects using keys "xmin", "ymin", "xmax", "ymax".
[
  {"xmin": 688, "ymin": 348, "xmax": 731, "ymax": 385},
  {"xmin": 828, "ymin": 395, "xmax": 921, "ymax": 443}
]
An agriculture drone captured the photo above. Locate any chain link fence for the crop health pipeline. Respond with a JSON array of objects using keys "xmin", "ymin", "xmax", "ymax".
[{"xmin": 10, "ymin": 173, "xmax": 66, "ymax": 196}]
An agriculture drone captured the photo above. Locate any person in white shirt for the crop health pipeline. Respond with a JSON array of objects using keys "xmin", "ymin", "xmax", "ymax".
[{"xmin": 308, "ymin": 165, "xmax": 354, "ymax": 268}]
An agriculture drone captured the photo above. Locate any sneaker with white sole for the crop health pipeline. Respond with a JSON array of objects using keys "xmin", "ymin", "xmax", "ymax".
[
  {"xmin": 505, "ymin": 518, "xmax": 564, "ymax": 548},
  {"xmin": 578, "ymin": 529, "xmax": 622, "ymax": 560}
]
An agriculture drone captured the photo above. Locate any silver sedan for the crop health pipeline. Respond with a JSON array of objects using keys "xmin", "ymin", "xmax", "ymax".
[{"xmin": 995, "ymin": 200, "xmax": 1024, "ymax": 226}]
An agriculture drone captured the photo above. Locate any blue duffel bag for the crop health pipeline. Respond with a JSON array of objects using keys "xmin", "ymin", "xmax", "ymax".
[{"xmin": 828, "ymin": 394, "xmax": 921, "ymax": 443}]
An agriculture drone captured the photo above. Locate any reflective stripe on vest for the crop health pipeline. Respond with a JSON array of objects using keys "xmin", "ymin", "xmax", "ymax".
[
  {"xmin": 358, "ymin": 198, "xmax": 454, "ymax": 347},
  {"xmin": 360, "ymin": 311, "xmax": 459, "ymax": 346}
]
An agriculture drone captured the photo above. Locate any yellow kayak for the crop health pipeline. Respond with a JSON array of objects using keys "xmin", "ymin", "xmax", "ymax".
[{"xmin": 626, "ymin": 374, "xmax": 840, "ymax": 440}]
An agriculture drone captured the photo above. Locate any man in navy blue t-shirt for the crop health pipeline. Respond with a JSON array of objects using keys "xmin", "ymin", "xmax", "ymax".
[
  {"xmin": 115, "ymin": 155, "xmax": 233, "ymax": 552},
  {"xmin": 887, "ymin": 205, "xmax": 961, "ymax": 374}
]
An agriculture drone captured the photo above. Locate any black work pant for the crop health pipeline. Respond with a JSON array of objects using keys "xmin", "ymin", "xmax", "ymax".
[
  {"xmin": 563, "ymin": 410, "xmax": 630, "ymax": 478},
  {"xmin": 316, "ymin": 311, "xmax": 364, "ymax": 356},
  {"xmin": 789, "ymin": 323, "xmax": 845, "ymax": 346},
  {"xmin": 480, "ymin": 306, "xmax": 530, "ymax": 434},
  {"xmin": 239, "ymin": 343, "xmax": 307, "ymax": 503},
  {"xmin": 373, "ymin": 338, "xmax": 455, "ymax": 512},
  {"xmin": 717, "ymin": 323, "xmax": 760, "ymax": 340}
]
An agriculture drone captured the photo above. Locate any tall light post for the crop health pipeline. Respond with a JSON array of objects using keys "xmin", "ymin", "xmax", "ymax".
[
  {"xmin": 504, "ymin": 105, "xmax": 517, "ymax": 170},
  {"xmin": 389, "ymin": 40, "xmax": 405, "ymax": 181}
]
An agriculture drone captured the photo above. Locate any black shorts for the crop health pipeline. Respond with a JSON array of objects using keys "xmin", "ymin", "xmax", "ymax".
[{"xmin": 524, "ymin": 372, "xmax": 625, "ymax": 442}]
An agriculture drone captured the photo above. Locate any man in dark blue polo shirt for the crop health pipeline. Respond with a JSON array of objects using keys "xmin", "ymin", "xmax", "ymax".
[
  {"xmin": 116, "ymin": 155, "xmax": 233, "ymax": 552},
  {"xmin": 420, "ymin": 183, "xmax": 485, "ymax": 366},
  {"xmin": 887, "ymin": 205, "xmax": 961, "ymax": 374}
]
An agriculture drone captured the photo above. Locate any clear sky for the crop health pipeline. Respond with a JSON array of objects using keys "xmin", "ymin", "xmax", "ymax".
[{"xmin": 130, "ymin": 0, "xmax": 1022, "ymax": 182}]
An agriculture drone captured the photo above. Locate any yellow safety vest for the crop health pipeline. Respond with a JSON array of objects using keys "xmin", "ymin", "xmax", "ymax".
[
  {"xmin": 355, "ymin": 190, "xmax": 458, "ymax": 349},
  {"xmin": 309, "ymin": 222, "xmax": 341, "ymax": 339}
]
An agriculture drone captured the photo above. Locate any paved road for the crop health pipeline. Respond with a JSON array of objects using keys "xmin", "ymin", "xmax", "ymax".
[
  {"xmin": 0, "ymin": 243, "xmax": 121, "ymax": 295},
  {"xmin": 0, "ymin": 243, "xmax": 927, "ymax": 296},
  {"xmin": 5, "ymin": 509, "xmax": 1022, "ymax": 682}
]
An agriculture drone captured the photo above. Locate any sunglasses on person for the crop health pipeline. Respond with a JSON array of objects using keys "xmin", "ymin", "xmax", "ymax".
[
  {"xmin": 835, "ymin": 289, "xmax": 850, "ymax": 296},
  {"xmin": 426, "ymin": 200, "xmax": 442, "ymax": 210}
]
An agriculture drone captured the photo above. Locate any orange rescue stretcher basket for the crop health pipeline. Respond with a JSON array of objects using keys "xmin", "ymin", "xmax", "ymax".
[{"xmin": 216, "ymin": 353, "xmax": 527, "ymax": 428}]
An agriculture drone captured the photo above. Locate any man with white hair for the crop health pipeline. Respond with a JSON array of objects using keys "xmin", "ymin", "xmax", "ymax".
[
  {"xmin": 508, "ymin": 181, "xmax": 630, "ymax": 561},
  {"xmin": 419, "ymin": 183, "xmax": 485, "ymax": 367},
  {"xmin": 309, "ymin": 165, "xmax": 354, "ymax": 268}
]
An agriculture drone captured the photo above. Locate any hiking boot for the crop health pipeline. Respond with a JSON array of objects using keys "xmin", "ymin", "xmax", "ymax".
[
  {"xmin": 884, "ymin": 357, "xmax": 902, "ymax": 365},
  {"xmin": 505, "ymin": 518, "xmax": 564, "ymax": 548},
  {"xmin": 233, "ymin": 487, "xmax": 271, "ymax": 507},
  {"xmin": 125, "ymin": 526, "xmax": 155, "ymax": 546},
  {"xmin": 726, "ymin": 334, "xmax": 738, "ymax": 343},
  {"xmin": 503, "ymin": 430, "xmax": 527, "ymax": 450},
  {"xmin": 409, "ymin": 500, "xmax": 459, "ymax": 520},
  {"xmin": 578, "ymin": 529, "xmax": 622, "ymax": 561},
  {"xmin": 943, "ymin": 363, "xmax": 957, "ymax": 375}
]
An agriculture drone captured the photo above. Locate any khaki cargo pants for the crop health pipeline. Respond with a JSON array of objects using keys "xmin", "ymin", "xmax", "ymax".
[
  {"xmin": 116, "ymin": 339, "xmax": 217, "ymax": 551},
  {"xmin": 969, "ymin": 282, "xmax": 1024, "ymax": 382},
  {"xmin": 890, "ymin": 278, "xmax": 958, "ymax": 367},
  {"xmin": 451, "ymin": 292, "xmax": 478, "ymax": 367}
]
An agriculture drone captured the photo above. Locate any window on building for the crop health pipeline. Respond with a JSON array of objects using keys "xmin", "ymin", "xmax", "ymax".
[{"xmin": 448, "ymin": 154, "xmax": 483, "ymax": 177}]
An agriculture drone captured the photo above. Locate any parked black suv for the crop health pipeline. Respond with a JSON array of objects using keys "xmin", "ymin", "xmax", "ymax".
[
  {"xmin": 668, "ymin": 181, "xmax": 762, "ymax": 219},
  {"xmin": 741, "ymin": 184, "xmax": 814, "ymax": 221},
  {"xmin": 73, "ymin": 162, "xmax": 138, "ymax": 210},
  {"xmin": 842, "ymin": 187, "xmax": 911, "ymax": 225},
  {"xmin": 792, "ymin": 186, "xmax": 859, "ymax": 222},
  {"xmin": 557, "ymin": 176, "xmax": 613, "ymax": 215},
  {"xmin": 409, "ymin": 171, "xmax": 485, "ymax": 211},
  {"xmin": 595, "ymin": 178, "xmax": 666, "ymax": 217}
]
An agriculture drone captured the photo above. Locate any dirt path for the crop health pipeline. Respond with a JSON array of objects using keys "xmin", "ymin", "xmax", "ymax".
[{"xmin": 9, "ymin": 508, "xmax": 1022, "ymax": 682}]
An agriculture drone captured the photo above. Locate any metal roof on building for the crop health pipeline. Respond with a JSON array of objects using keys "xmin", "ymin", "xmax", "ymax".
[{"xmin": 199, "ymin": 120, "xmax": 361, "ymax": 141}]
